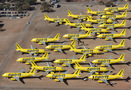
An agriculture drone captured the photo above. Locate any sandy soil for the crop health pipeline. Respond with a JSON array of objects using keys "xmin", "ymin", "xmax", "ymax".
[{"xmin": 0, "ymin": 2, "xmax": 131, "ymax": 90}]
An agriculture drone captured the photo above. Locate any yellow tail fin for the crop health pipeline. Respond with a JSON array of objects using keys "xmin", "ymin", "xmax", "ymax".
[
  {"xmin": 87, "ymin": 7, "xmax": 92, "ymax": 13},
  {"xmin": 75, "ymin": 62, "xmax": 81, "ymax": 67},
  {"xmin": 54, "ymin": 33, "xmax": 60, "ymax": 40},
  {"xmin": 29, "ymin": 67, "xmax": 36, "ymax": 74},
  {"xmin": 81, "ymin": 24, "xmax": 86, "ymax": 29},
  {"xmin": 86, "ymin": 30, "xmax": 92, "ymax": 36},
  {"xmin": 117, "ymin": 69, "xmax": 124, "ymax": 77},
  {"xmin": 122, "ymin": 11, "xmax": 127, "ymax": 17},
  {"xmin": 119, "ymin": 39, "xmax": 125, "ymax": 46},
  {"xmin": 70, "ymin": 40, "xmax": 76, "ymax": 47},
  {"xmin": 42, "ymin": 52, "xmax": 49, "ymax": 59},
  {"xmin": 30, "ymin": 60, "xmax": 37, "ymax": 67},
  {"xmin": 121, "ymin": 19, "xmax": 126, "ymax": 25},
  {"xmin": 73, "ymin": 69, "xmax": 80, "ymax": 76},
  {"xmin": 68, "ymin": 10, "xmax": 73, "ymax": 16},
  {"xmin": 65, "ymin": 19, "xmax": 71, "ymax": 24},
  {"xmin": 16, "ymin": 43, "xmax": 22, "ymax": 49},
  {"xmin": 44, "ymin": 13, "xmax": 49, "ymax": 20},
  {"xmin": 124, "ymin": 3, "xmax": 129, "ymax": 9},
  {"xmin": 69, "ymin": 45, "xmax": 75, "ymax": 51},
  {"xmin": 119, "ymin": 53, "xmax": 125, "ymax": 60},
  {"xmin": 120, "ymin": 29, "xmax": 126, "ymax": 35},
  {"xmin": 80, "ymin": 54, "xmax": 86, "ymax": 60}
]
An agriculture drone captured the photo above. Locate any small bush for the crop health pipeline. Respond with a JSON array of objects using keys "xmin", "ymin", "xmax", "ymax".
[{"xmin": 105, "ymin": 1, "xmax": 114, "ymax": 7}]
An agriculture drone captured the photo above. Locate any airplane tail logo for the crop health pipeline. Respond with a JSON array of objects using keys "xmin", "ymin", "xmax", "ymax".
[
  {"xmin": 80, "ymin": 54, "xmax": 86, "ymax": 61},
  {"xmin": 44, "ymin": 13, "xmax": 49, "ymax": 19},
  {"xmin": 124, "ymin": 3, "xmax": 129, "ymax": 9},
  {"xmin": 65, "ymin": 19, "xmax": 70, "ymax": 24},
  {"xmin": 68, "ymin": 10, "xmax": 73, "ymax": 16},
  {"xmin": 54, "ymin": 33, "xmax": 60, "ymax": 40},
  {"xmin": 69, "ymin": 45, "xmax": 75, "ymax": 51},
  {"xmin": 117, "ymin": 69, "xmax": 124, "ymax": 78},
  {"xmin": 42, "ymin": 52, "xmax": 49, "ymax": 60},
  {"xmin": 73, "ymin": 69, "xmax": 81, "ymax": 77},
  {"xmin": 81, "ymin": 24, "xmax": 86, "ymax": 29},
  {"xmin": 121, "ymin": 19, "xmax": 126, "ymax": 26},
  {"xmin": 70, "ymin": 40, "xmax": 76, "ymax": 47},
  {"xmin": 30, "ymin": 60, "xmax": 37, "ymax": 67},
  {"xmin": 29, "ymin": 67, "xmax": 37, "ymax": 75},
  {"xmin": 122, "ymin": 11, "xmax": 127, "ymax": 17},
  {"xmin": 16, "ymin": 43, "xmax": 22, "ymax": 50},
  {"xmin": 119, "ymin": 39, "xmax": 125, "ymax": 47},
  {"xmin": 75, "ymin": 62, "xmax": 81, "ymax": 68},
  {"xmin": 86, "ymin": 30, "xmax": 92, "ymax": 37},
  {"xmin": 87, "ymin": 7, "xmax": 92, "ymax": 13},
  {"xmin": 120, "ymin": 29, "xmax": 126, "ymax": 36}
]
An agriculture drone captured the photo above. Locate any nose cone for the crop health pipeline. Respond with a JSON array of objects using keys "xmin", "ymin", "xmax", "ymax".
[
  {"xmin": 31, "ymin": 38, "xmax": 36, "ymax": 42},
  {"xmin": 88, "ymin": 75, "xmax": 93, "ymax": 79},
  {"xmin": 46, "ymin": 74, "xmax": 52, "ymax": 78},
  {"xmin": 99, "ymin": 24, "xmax": 104, "ymax": 28},
  {"xmin": 63, "ymin": 34, "xmax": 68, "ymax": 38},
  {"xmin": 2, "ymin": 73, "xmax": 8, "ymax": 77},
  {"xmin": 94, "ymin": 46, "xmax": 99, "ymax": 50},
  {"xmin": 54, "ymin": 60, "xmax": 59, "ymax": 63},
  {"xmin": 104, "ymin": 8, "xmax": 108, "ymax": 11},
  {"xmin": 97, "ymin": 35, "xmax": 102, "ymax": 38},
  {"xmin": 92, "ymin": 60, "xmax": 97, "ymax": 63},
  {"xmin": 45, "ymin": 46, "xmax": 50, "ymax": 49},
  {"xmin": 17, "ymin": 58, "xmax": 22, "ymax": 62}
]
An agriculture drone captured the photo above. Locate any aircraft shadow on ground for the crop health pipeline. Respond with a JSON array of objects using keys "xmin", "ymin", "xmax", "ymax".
[
  {"xmin": 0, "ymin": 29, "xmax": 6, "ymax": 32},
  {"xmin": 115, "ymin": 26, "xmax": 131, "ymax": 29}
]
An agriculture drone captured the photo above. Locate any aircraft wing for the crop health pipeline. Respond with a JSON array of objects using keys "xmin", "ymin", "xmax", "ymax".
[
  {"xmin": 103, "ymin": 63, "xmax": 111, "ymax": 67},
  {"xmin": 31, "ymin": 45, "xmax": 35, "ymax": 49},
  {"xmin": 87, "ymin": 71, "xmax": 96, "ymax": 76},
  {"xmin": 40, "ymin": 41, "xmax": 46, "ymax": 45},
  {"xmin": 47, "ymin": 62, "xmax": 51, "ymax": 66},
  {"xmin": 61, "ymin": 42, "xmax": 65, "ymax": 45},
  {"xmin": 19, "ymin": 68, "xmax": 26, "ymax": 73},
  {"xmin": 55, "ymin": 49, "xmax": 62, "ymax": 52},
  {"xmin": 13, "ymin": 77, "xmax": 20, "ymax": 82},
  {"xmin": 105, "ymin": 37, "xmax": 113, "ymax": 41},
  {"xmin": 65, "ymin": 63, "xmax": 71, "ymax": 67},
  {"xmin": 107, "ymin": 55, "xmax": 113, "ymax": 59},
  {"xmin": 101, "ymin": 79, "xmax": 109, "ymax": 85},
  {"xmin": 105, "ymin": 49, "xmax": 113, "ymax": 53},
  {"xmin": 26, "ymin": 52, "xmax": 37, "ymax": 56},
  {"xmin": 46, "ymin": 35, "xmax": 52, "ymax": 38},
  {"xmin": 89, "ymin": 62, "xmax": 95, "ymax": 67},
  {"xmin": 70, "ymin": 55, "xmax": 76, "ymax": 59},
  {"xmin": 63, "ymin": 69, "xmax": 70, "ymax": 74},
  {"xmin": 108, "ymin": 42, "xmax": 112, "ymax": 45},
  {"xmin": 57, "ymin": 78, "xmax": 64, "ymax": 83},
  {"xmin": 83, "ymin": 45, "xmax": 88, "ymax": 49},
  {"xmin": 105, "ymin": 70, "xmax": 112, "ymax": 75},
  {"xmin": 107, "ymin": 26, "xmax": 114, "ymax": 30},
  {"xmin": 71, "ymin": 37, "xmax": 78, "ymax": 41}
]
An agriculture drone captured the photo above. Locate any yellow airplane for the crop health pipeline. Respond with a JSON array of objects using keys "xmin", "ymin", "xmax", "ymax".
[
  {"xmin": 97, "ymin": 29, "xmax": 126, "ymax": 41},
  {"xmin": 104, "ymin": 3, "xmax": 129, "ymax": 12},
  {"xmin": 16, "ymin": 52, "xmax": 49, "ymax": 65},
  {"xmin": 44, "ymin": 13, "xmax": 67, "ymax": 25},
  {"xmin": 46, "ymin": 69, "xmax": 81, "ymax": 82},
  {"xmin": 16, "ymin": 43, "xmax": 46, "ymax": 56},
  {"xmin": 94, "ymin": 39, "xmax": 125, "ymax": 53},
  {"xmin": 65, "ymin": 19, "xmax": 93, "ymax": 28},
  {"xmin": 88, "ymin": 69, "xmax": 124, "ymax": 85},
  {"xmin": 2, "ymin": 68, "xmax": 37, "ymax": 82},
  {"xmin": 80, "ymin": 24, "xmax": 110, "ymax": 34},
  {"xmin": 54, "ymin": 54, "xmax": 87, "ymax": 67},
  {"xmin": 30, "ymin": 61, "xmax": 65, "ymax": 74},
  {"xmin": 45, "ymin": 40, "xmax": 76, "ymax": 52},
  {"xmin": 92, "ymin": 53, "xmax": 125, "ymax": 67},
  {"xmin": 87, "ymin": 16, "xmax": 114, "ymax": 24},
  {"xmin": 74, "ymin": 62, "xmax": 109, "ymax": 76},
  {"xmin": 67, "ymin": 10, "xmax": 93, "ymax": 21},
  {"xmin": 69, "ymin": 45, "xmax": 102, "ymax": 56},
  {"xmin": 63, "ymin": 30, "xmax": 92, "ymax": 41},
  {"xmin": 87, "ymin": 7, "xmax": 113, "ymax": 15},
  {"xmin": 101, "ymin": 11, "xmax": 127, "ymax": 20},
  {"xmin": 99, "ymin": 19, "xmax": 126, "ymax": 30},
  {"xmin": 31, "ymin": 33, "xmax": 60, "ymax": 45}
]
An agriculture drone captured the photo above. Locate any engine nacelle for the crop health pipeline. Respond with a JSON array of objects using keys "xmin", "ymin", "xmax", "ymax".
[
  {"xmin": 11, "ymin": 78, "xmax": 16, "ymax": 81},
  {"xmin": 101, "ymin": 64, "xmax": 106, "ymax": 67},
  {"xmin": 54, "ymin": 50, "xmax": 58, "ymax": 52},
  {"xmin": 25, "ymin": 62, "xmax": 30, "ymax": 65},
  {"xmin": 38, "ymin": 42, "xmax": 42, "ymax": 45},
  {"xmin": 95, "ymin": 72, "xmax": 99, "ymax": 75},
  {"xmin": 98, "ymin": 80, "xmax": 103, "ymax": 83},
  {"xmin": 88, "ymin": 54, "xmax": 92, "ymax": 56},
  {"xmin": 62, "ymin": 64, "xmax": 67, "ymax": 67},
  {"xmin": 103, "ymin": 50, "xmax": 108, "ymax": 52},
  {"xmin": 55, "ymin": 79, "xmax": 60, "ymax": 82}
]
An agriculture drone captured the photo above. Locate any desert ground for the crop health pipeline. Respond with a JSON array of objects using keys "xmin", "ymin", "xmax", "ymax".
[{"xmin": 0, "ymin": 1, "xmax": 131, "ymax": 90}]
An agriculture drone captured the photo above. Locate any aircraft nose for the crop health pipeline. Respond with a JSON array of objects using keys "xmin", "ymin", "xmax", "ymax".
[
  {"xmin": 31, "ymin": 39, "xmax": 35, "ymax": 42},
  {"xmin": 45, "ymin": 46, "xmax": 50, "ymax": 49},
  {"xmin": 46, "ymin": 74, "xmax": 51, "ymax": 78},
  {"xmin": 99, "ymin": 25, "xmax": 103, "ymax": 27},
  {"xmin": 2, "ymin": 73, "xmax": 7, "ymax": 77},
  {"xmin": 92, "ymin": 60, "xmax": 96, "ymax": 63},
  {"xmin": 54, "ymin": 60, "xmax": 58, "ymax": 63},
  {"xmin": 97, "ymin": 35, "xmax": 101, "ymax": 38},
  {"xmin": 94, "ymin": 46, "xmax": 98, "ymax": 50},
  {"xmin": 63, "ymin": 35, "xmax": 68, "ymax": 38},
  {"xmin": 17, "ymin": 58, "xmax": 21, "ymax": 62},
  {"xmin": 88, "ymin": 75, "xmax": 93, "ymax": 79}
]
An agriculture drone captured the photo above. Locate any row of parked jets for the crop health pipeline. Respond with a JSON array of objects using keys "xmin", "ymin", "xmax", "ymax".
[{"xmin": 2, "ymin": 3, "xmax": 129, "ymax": 85}]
